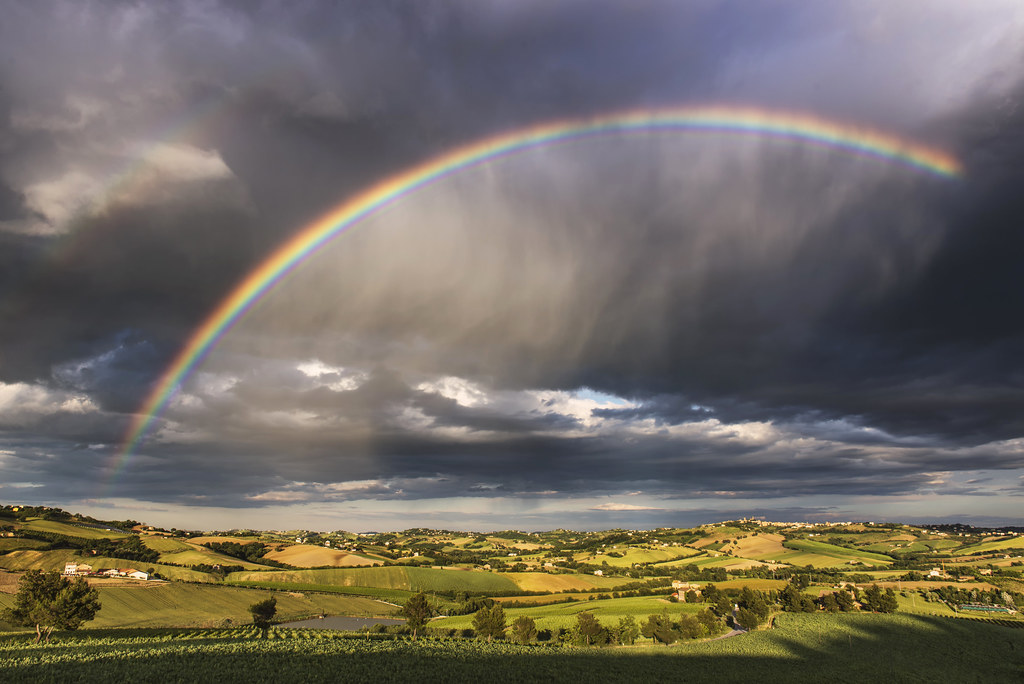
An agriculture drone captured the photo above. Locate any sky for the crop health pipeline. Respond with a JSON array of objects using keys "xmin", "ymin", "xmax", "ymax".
[{"xmin": 1, "ymin": 0, "xmax": 1023, "ymax": 532}]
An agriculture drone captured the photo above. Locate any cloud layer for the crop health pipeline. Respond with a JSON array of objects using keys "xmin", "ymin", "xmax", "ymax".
[{"xmin": 0, "ymin": 1, "xmax": 1022, "ymax": 529}]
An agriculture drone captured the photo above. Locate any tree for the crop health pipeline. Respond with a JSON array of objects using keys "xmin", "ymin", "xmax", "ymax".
[
  {"xmin": 3, "ymin": 570, "xmax": 100, "ymax": 643},
  {"xmin": 835, "ymin": 588, "xmax": 857, "ymax": 612},
  {"xmin": 472, "ymin": 604, "xmax": 506, "ymax": 642},
  {"xmin": 574, "ymin": 611, "xmax": 606, "ymax": 646},
  {"xmin": 735, "ymin": 607, "xmax": 762, "ymax": 630},
  {"xmin": 696, "ymin": 607, "xmax": 723, "ymax": 636},
  {"xmin": 861, "ymin": 584, "xmax": 894, "ymax": 613},
  {"xmin": 819, "ymin": 592, "xmax": 840, "ymax": 612},
  {"xmin": 641, "ymin": 611, "xmax": 678, "ymax": 645},
  {"xmin": 868, "ymin": 589, "xmax": 901, "ymax": 614},
  {"xmin": 511, "ymin": 615, "xmax": 537, "ymax": 644},
  {"xmin": 249, "ymin": 596, "xmax": 277, "ymax": 634},
  {"xmin": 677, "ymin": 614, "xmax": 702, "ymax": 640},
  {"xmin": 780, "ymin": 582, "xmax": 815, "ymax": 612},
  {"xmin": 402, "ymin": 592, "xmax": 431, "ymax": 639},
  {"xmin": 702, "ymin": 583, "xmax": 722, "ymax": 604},
  {"xmin": 615, "ymin": 615, "xmax": 639, "ymax": 645}
]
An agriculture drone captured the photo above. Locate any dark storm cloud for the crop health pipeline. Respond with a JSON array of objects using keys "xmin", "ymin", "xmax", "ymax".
[{"xmin": 0, "ymin": 1, "xmax": 1023, "ymax": 524}]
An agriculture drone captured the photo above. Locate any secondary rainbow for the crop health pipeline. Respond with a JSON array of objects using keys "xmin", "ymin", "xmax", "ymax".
[{"xmin": 114, "ymin": 105, "xmax": 962, "ymax": 472}]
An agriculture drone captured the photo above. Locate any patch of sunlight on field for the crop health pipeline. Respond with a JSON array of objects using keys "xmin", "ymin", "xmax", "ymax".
[
  {"xmin": 262, "ymin": 545, "xmax": 381, "ymax": 568},
  {"xmin": 957, "ymin": 536, "xmax": 1024, "ymax": 554},
  {"xmin": 18, "ymin": 519, "xmax": 128, "ymax": 540},
  {"xmin": 506, "ymin": 572, "xmax": 626, "ymax": 592},
  {"xmin": 141, "ymin": 536, "xmax": 195, "ymax": 553}
]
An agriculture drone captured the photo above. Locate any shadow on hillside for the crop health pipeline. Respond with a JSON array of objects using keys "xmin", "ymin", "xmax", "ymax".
[{"xmin": 2, "ymin": 614, "xmax": 1022, "ymax": 683}]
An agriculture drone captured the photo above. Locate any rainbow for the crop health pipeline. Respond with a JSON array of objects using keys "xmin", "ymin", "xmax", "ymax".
[{"xmin": 113, "ymin": 105, "xmax": 962, "ymax": 472}]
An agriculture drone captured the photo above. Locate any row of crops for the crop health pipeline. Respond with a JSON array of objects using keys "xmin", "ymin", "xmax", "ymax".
[
  {"xmin": 1, "ymin": 630, "xmax": 588, "ymax": 684},
  {"xmin": 3, "ymin": 612, "xmax": 1023, "ymax": 683}
]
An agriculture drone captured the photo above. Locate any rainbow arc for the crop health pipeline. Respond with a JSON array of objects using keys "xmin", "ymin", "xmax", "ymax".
[{"xmin": 113, "ymin": 105, "xmax": 962, "ymax": 475}]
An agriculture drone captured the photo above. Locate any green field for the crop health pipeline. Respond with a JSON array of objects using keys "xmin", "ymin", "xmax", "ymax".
[
  {"xmin": 0, "ymin": 538, "xmax": 49, "ymax": 552},
  {"xmin": 18, "ymin": 519, "xmax": 128, "ymax": 540},
  {"xmin": 141, "ymin": 536, "xmax": 198, "ymax": 553},
  {"xmin": 750, "ymin": 539, "xmax": 893, "ymax": 568},
  {"xmin": 433, "ymin": 595, "xmax": 698, "ymax": 632},
  {"xmin": 227, "ymin": 566, "xmax": 521, "ymax": 594},
  {"xmin": 584, "ymin": 547, "xmax": 701, "ymax": 567},
  {"xmin": 0, "ymin": 582, "xmax": 396, "ymax": 629},
  {"xmin": 140, "ymin": 534, "xmax": 272, "ymax": 569},
  {"xmin": 0, "ymin": 549, "xmax": 84, "ymax": 571},
  {"xmin": 862, "ymin": 539, "xmax": 961, "ymax": 553},
  {"xmin": 152, "ymin": 546, "xmax": 270, "ymax": 570},
  {"xmin": 957, "ymin": 536, "xmax": 1024, "ymax": 555},
  {"xmin": 2, "ymin": 612, "xmax": 1021, "ymax": 682},
  {"xmin": 225, "ymin": 581, "xmax": 415, "ymax": 604},
  {"xmin": 654, "ymin": 553, "xmax": 758, "ymax": 570}
]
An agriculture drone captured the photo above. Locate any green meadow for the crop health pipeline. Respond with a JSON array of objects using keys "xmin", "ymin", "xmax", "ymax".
[
  {"xmin": 432, "ymin": 595, "xmax": 699, "ymax": 632},
  {"xmin": 17, "ymin": 519, "xmax": 128, "ymax": 540},
  {"xmin": 957, "ymin": 536, "xmax": 1024, "ymax": 555},
  {"xmin": 227, "ymin": 566, "xmax": 522, "ymax": 594}
]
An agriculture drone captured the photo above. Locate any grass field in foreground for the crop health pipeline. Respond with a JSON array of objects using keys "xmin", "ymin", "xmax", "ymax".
[
  {"xmin": 0, "ymin": 582, "xmax": 397, "ymax": 629},
  {"xmin": 2, "ymin": 612, "xmax": 1021, "ymax": 683}
]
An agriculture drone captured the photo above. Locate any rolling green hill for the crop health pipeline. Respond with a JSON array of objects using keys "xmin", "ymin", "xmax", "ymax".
[
  {"xmin": 957, "ymin": 536, "xmax": 1024, "ymax": 555},
  {"xmin": 227, "ymin": 566, "xmax": 520, "ymax": 594},
  {"xmin": 18, "ymin": 519, "xmax": 128, "ymax": 540}
]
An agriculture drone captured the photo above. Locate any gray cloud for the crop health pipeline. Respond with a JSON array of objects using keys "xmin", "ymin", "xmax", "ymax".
[{"xmin": 0, "ymin": 1, "xmax": 1022, "ymax": 528}]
